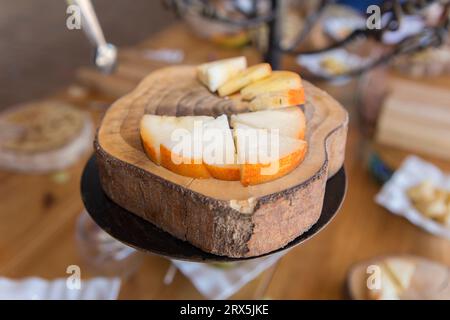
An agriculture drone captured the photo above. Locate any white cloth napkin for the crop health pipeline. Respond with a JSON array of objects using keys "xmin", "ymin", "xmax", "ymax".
[
  {"xmin": 0, "ymin": 277, "xmax": 121, "ymax": 300},
  {"xmin": 171, "ymin": 251, "xmax": 285, "ymax": 300},
  {"xmin": 375, "ymin": 155, "xmax": 450, "ymax": 240}
]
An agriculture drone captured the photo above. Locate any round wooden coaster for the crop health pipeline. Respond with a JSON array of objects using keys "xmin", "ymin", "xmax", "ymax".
[
  {"xmin": 81, "ymin": 155, "xmax": 347, "ymax": 262},
  {"xmin": 0, "ymin": 101, "xmax": 93, "ymax": 172}
]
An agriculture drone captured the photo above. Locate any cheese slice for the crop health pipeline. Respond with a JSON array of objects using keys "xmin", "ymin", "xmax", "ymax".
[
  {"xmin": 367, "ymin": 259, "xmax": 416, "ymax": 300},
  {"xmin": 241, "ymin": 71, "xmax": 303, "ymax": 101},
  {"xmin": 249, "ymin": 89, "xmax": 305, "ymax": 111},
  {"xmin": 217, "ymin": 63, "xmax": 272, "ymax": 97},
  {"xmin": 234, "ymin": 123, "xmax": 307, "ymax": 186},
  {"xmin": 231, "ymin": 106, "xmax": 306, "ymax": 139},
  {"xmin": 384, "ymin": 258, "xmax": 416, "ymax": 291},
  {"xmin": 197, "ymin": 56, "xmax": 247, "ymax": 92},
  {"xmin": 140, "ymin": 115, "xmax": 214, "ymax": 178},
  {"xmin": 370, "ymin": 266, "xmax": 401, "ymax": 300},
  {"xmin": 202, "ymin": 115, "xmax": 240, "ymax": 180}
]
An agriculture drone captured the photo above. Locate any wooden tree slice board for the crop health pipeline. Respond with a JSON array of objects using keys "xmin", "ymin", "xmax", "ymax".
[
  {"xmin": 82, "ymin": 156, "xmax": 346, "ymax": 262},
  {"xmin": 347, "ymin": 256, "xmax": 450, "ymax": 300},
  {"xmin": 95, "ymin": 65, "xmax": 348, "ymax": 258}
]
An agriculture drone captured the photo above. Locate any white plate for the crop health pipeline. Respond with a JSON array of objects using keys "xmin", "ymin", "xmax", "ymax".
[
  {"xmin": 323, "ymin": 15, "xmax": 365, "ymax": 41},
  {"xmin": 296, "ymin": 49, "xmax": 367, "ymax": 85}
]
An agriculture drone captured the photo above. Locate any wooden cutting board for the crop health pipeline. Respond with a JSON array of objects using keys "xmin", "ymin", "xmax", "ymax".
[
  {"xmin": 95, "ymin": 65, "xmax": 348, "ymax": 258},
  {"xmin": 375, "ymin": 76, "xmax": 450, "ymax": 160}
]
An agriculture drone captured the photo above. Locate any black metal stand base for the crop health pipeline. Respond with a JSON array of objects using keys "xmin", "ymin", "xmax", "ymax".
[{"xmin": 81, "ymin": 156, "xmax": 347, "ymax": 262}]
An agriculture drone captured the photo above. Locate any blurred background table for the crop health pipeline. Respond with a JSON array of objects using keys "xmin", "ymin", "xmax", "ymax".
[{"xmin": 1, "ymin": 22, "xmax": 450, "ymax": 299}]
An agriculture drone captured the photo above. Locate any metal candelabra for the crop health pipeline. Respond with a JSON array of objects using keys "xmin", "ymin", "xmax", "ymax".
[{"xmin": 164, "ymin": 0, "xmax": 450, "ymax": 79}]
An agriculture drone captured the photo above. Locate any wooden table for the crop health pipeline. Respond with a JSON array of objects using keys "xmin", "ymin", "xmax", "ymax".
[{"xmin": 1, "ymin": 23, "xmax": 450, "ymax": 299}]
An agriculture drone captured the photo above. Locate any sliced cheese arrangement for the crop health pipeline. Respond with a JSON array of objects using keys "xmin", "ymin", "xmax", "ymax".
[
  {"xmin": 348, "ymin": 256, "xmax": 450, "ymax": 300},
  {"xmin": 140, "ymin": 57, "xmax": 308, "ymax": 186},
  {"xmin": 408, "ymin": 181, "xmax": 450, "ymax": 227},
  {"xmin": 197, "ymin": 56, "xmax": 305, "ymax": 108}
]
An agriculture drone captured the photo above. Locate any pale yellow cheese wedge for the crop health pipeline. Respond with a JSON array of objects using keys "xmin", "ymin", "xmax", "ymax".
[
  {"xmin": 240, "ymin": 71, "xmax": 302, "ymax": 101},
  {"xmin": 366, "ymin": 259, "xmax": 416, "ymax": 300},
  {"xmin": 249, "ymin": 89, "xmax": 305, "ymax": 111},
  {"xmin": 367, "ymin": 265, "xmax": 400, "ymax": 300},
  {"xmin": 202, "ymin": 115, "xmax": 240, "ymax": 180},
  {"xmin": 140, "ymin": 115, "xmax": 214, "ymax": 179},
  {"xmin": 197, "ymin": 56, "xmax": 247, "ymax": 92},
  {"xmin": 217, "ymin": 63, "xmax": 272, "ymax": 97},
  {"xmin": 234, "ymin": 123, "xmax": 307, "ymax": 186},
  {"xmin": 230, "ymin": 106, "xmax": 306, "ymax": 139},
  {"xmin": 384, "ymin": 258, "xmax": 416, "ymax": 291}
]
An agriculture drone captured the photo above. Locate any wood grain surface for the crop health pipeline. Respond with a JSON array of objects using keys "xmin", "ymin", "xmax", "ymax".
[
  {"xmin": 376, "ymin": 75, "xmax": 450, "ymax": 160},
  {"xmin": 1, "ymin": 23, "xmax": 450, "ymax": 299}
]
